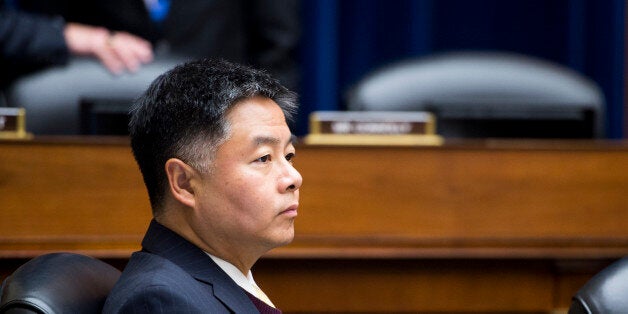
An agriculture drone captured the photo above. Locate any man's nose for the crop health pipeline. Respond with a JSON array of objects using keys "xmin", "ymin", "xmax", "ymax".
[{"xmin": 281, "ymin": 162, "xmax": 303, "ymax": 192}]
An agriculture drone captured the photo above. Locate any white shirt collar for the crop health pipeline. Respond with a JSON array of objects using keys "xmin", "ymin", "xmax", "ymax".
[{"xmin": 205, "ymin": 252, "xmax": 275, "ymax": 307}]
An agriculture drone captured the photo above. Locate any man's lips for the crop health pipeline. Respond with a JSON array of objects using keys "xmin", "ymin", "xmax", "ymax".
[{"xmin": 280, "ymin": 204, "xmax": 298, "ymax": 217}]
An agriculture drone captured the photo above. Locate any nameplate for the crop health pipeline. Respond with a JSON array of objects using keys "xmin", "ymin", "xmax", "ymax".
[
  {"xmin": 0, "ymin": 107, "xmax": 32, "ymax": 139},
  {"xmin": 309, "ymin": 111, "xmax": 436, "ymax": 135},
  {"xmin": 305, "ymin": 111, "xmax": 442, "ymax": 146}
]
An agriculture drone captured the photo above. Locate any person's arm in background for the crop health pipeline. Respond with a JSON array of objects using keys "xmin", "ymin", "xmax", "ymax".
[
  {"xmin": 0, "ymin": 10, "xmax": 68, "ymax": 66},
  {"xmin": 0, "ymin": 9, "xmax": 153, "ymax": 75},
  {"xmin": 64, "ymin": 22, "xmax": 153, "ymax": 74}
]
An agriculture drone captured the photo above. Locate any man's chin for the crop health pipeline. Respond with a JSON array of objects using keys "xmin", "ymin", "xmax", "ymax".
[{"xmin": 268, "ymin": 228, "xmax": 295, "ymax": 249}]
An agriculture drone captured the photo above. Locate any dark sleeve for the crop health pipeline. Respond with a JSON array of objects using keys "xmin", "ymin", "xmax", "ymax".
[
  {"xmin": 0, "ymin": 10, "xmax": 69, "ymax": 66},
  {"xmin": 248, "ymin": 0, "xmax": 301, "ymax": 91}
]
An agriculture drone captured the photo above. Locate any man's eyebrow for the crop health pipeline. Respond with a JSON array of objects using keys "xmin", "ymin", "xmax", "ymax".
[{"xmin": 253, "ymin": 134, "xmax": 297, "ymax": 146}]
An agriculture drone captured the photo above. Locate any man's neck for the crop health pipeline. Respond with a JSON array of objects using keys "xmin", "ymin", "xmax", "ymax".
[{"xmin": 155, "ymin": 211, "xmax": 257, "ymax": 274}]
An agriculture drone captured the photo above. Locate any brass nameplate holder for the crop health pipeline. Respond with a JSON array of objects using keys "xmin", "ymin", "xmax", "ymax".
[
  {"xmin": 0, "ymin": 108, "xmax": 33, "ymax": 140},
  {"xmin": 304, "ymin": 111, "xmax": 443, "ymax": 146}
]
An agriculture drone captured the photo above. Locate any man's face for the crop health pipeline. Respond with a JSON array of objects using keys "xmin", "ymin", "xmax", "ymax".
[{"xmin": 192, "ymin": 96, "xmax": 302, "ymax": 257}]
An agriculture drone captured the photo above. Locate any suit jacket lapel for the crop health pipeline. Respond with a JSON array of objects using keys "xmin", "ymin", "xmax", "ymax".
[{"xmin": 141, "ymin": 220, "xmax": 258, "ymax": 313}]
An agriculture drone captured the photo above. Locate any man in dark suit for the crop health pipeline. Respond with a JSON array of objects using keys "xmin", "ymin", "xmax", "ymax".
[
  {"xmin": 0, "ymin": 6, "xmax": 153, "ymax": 86},
  {"xmin": 16, "ymin": 0, "xmax": 301, "ymax": 89},
  {"xmin": 103, "ymin": 58, "xmax": 302, "ymax": 313}
]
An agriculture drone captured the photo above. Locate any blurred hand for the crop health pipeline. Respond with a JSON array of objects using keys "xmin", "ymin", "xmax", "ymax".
[{"xmin": 63, "ymin": 23, "xmax": 154, "ymax": 74}]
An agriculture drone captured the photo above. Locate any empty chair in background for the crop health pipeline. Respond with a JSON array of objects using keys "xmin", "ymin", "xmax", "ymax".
[{"xmin": 346, "ymin": 51, "xmax": 605, "ymax": 139}]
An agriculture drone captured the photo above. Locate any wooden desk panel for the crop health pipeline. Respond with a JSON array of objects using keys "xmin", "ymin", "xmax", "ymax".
[
  {"xmin": 298, "ymin": 145, "xmax": 628, "ymax": 238},
  {"xmin": 290, "ymin": 142, "xmax": 628, "ymax": 259},
  {"xmin": 254, "ymin": 258, "xmax": 559, "ymax": 313},
  {"xmin": 2, "ymin": 137, "xmax": 628, "ymax": 312},
  {"xmin": 0, "ymin": 138, "xmax": 150, "ymax": 257}
]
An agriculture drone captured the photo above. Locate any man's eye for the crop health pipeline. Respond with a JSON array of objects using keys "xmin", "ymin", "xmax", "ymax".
[
  {"xmin": 256, "ymin": 155, "xmax": 271, "ymax": 163},
  {"xmin": 286, "ymin": 153, "xmax": 295, "ymax": 162}
]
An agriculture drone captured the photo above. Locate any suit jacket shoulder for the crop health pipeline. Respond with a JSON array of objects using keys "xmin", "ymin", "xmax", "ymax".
[{"xmin": 103, "ymin": 220, "xmax": 259, "ymax": 314}]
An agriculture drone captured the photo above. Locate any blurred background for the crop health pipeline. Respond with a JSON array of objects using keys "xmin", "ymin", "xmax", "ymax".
[
  {"xmin": 297, "ymin": 0, "xmax": 625, "ymax": 138},
  {"xmin": 1, "ymin": 0, "xmax": 625, "ymax": 139}
]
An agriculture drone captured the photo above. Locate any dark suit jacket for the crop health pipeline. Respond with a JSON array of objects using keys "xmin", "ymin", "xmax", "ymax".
[
  {"xmin": 0, "ymin": 8, "xmax": 68, "ymax": 86},
  {"xmin": 103, "ymin": 220, "xmax": 260, "ymax": 313}
]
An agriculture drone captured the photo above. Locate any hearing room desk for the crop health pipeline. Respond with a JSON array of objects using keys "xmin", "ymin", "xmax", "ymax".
[{"xmin": 2, "ymin": 137, "xmax": 628, "ymax": 313}]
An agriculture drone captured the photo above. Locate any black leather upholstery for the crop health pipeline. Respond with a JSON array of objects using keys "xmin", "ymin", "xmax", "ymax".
[
  {"xmin": 0, "ymin": 253, "xmax": 121, "ymax": 314},
  {"xmin": 569, "ymin": 257, "xmax": 628, "ymax": 314}
]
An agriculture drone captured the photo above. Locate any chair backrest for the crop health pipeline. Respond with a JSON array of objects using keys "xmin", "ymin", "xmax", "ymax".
[
  {"xmin": 0, "ymin": 253, "xmax": 121, "ymax": 314},
  {"xmin": 569, "ymin": 257, "xmax": 628, "ymax": 314},
  {"xmin": 346, "ymin": 51, "xmax": 605, "ymax": 138}
]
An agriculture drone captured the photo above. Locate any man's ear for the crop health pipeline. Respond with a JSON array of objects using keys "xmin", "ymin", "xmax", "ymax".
[{"xmin": 165, "ymin": 158, "xmax": 197, "ymax": 208}]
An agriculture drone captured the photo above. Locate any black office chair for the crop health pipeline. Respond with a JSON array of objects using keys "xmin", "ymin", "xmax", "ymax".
[
  {"xmin": 346, "ymin": 51, "xmax": 605, "ymax": 138},
  {"xmin": 569, "ymin": 257, "xmax": 628, "ymax": 314},
  {"xmin": 0, "ymin": 253, "xmax": 121, "ymax": 314}
]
